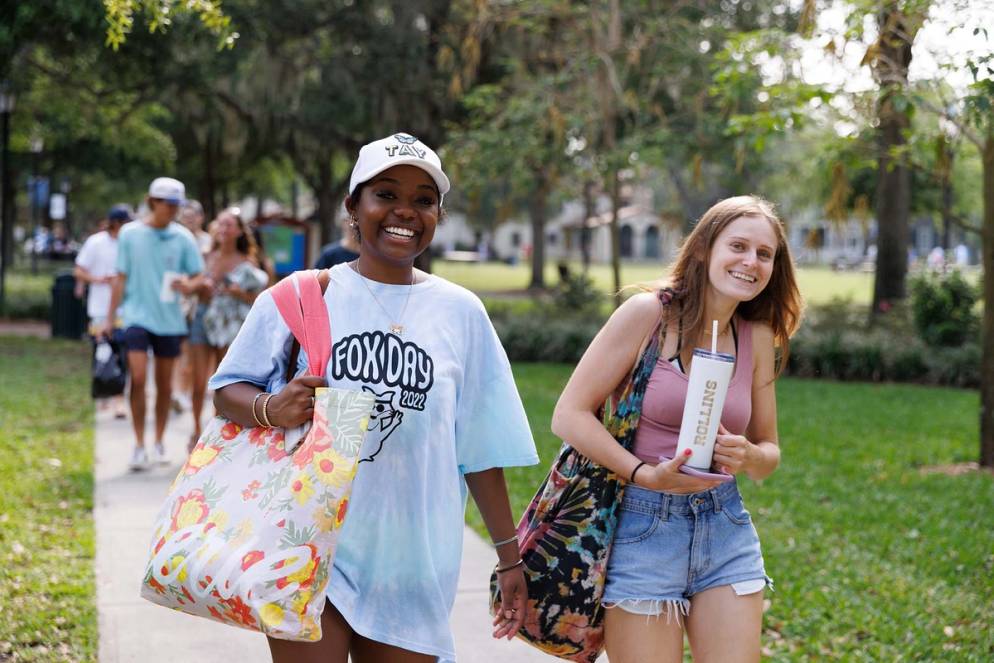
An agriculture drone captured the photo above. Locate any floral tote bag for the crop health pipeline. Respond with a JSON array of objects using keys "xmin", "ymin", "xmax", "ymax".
[
  {"xmin": 490, "ymin": 290, "xmax": 670, "ymax": 662},
  {"xmin": 140, "ymin": 270, "xmax": 374, "ymax": 641}
]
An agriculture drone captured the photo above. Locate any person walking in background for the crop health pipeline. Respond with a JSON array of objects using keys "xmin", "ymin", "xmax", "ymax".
[
  {"xmin": 313, "ymin": 215, "xmax": 360, "ymax": 269},
  {"xmin": 172, "ymin": 199, "xmax": 212, "ymax": 415},
  {"xmin": 186, "ymin": 206, "xmax": 268, "ymax": 451},
  {"xmin": 103, "ymin": 177, "xmax": 204, "ymax": 471},
  {"xmin": 210, "ymin": 133, "xmax": 537, "ymax": 662},
  {"xmin": 75, "ymin": 203, "xmax": 132, "ymax": 418},
  {"xmin": 551, "ymin": 196, "xmax": 802, "ymax": 662},
  {"xmin": 248, "ymin": 221, "xmax": 277, "ymax": 285},
  {"xmin": 179, "ymin": 199, "xmax": 213, "ymax": 256}
]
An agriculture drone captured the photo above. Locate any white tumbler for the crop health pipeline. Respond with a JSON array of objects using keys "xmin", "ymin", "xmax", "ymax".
[{"xmin": 675, "ymin": 349, "xmax": 735, "ymax": 470}]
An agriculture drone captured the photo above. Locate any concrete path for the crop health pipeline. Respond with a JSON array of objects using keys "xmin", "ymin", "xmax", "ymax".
[{"xmin": 94, "ymin": 387, "xmax": 550, "ymax": 662}]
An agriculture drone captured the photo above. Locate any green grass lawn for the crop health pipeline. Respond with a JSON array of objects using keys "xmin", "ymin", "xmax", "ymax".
[
  {"xmin": 0, "ymin": 262, "xmax": 881, "ymax": 318},
  {"xmin": 468, "ymin": 364, "xmax": 994, "ymax": 661},
  {"xmin": 434, "ymin": 261, "xmax": 874, "ymax": 307},
  {"xmin": 0, "ymin": 337, "xmax": 95, "ymax": 662},
  {"xmin": 6, "ymin": 335, "xmax": 992, "ymax": 660}
]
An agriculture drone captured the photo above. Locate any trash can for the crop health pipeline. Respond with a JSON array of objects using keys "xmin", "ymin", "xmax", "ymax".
[{"xmin": 51, "ymin": 270, "xmax": 87, "ymax": 339}]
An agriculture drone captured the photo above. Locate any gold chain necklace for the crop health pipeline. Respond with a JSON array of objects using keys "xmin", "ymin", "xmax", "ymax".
[{"xmin": 352, "ymin": 261, "xmax": 415, "ymax": 336}]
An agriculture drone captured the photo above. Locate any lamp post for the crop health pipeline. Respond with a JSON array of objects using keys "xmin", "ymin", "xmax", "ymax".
[
  {"xmin": 0, "ymin": 81, "xmax": 14, "ymax": 312},
  {"xmin": 29, "ymin": 134, "xmax": 42, "ymax": 274}
]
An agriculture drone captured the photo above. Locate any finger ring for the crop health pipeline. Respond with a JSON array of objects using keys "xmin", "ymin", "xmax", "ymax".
[{"xmin": 310, "ymin": 396, "xmax": 315, "ymax": 407}]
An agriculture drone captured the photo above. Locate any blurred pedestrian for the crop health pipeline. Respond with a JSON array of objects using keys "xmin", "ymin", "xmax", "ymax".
[
  {"xmin": 313, "ymin": 215, "xmax": 360, "ymax": 268},
  {"xmin": 75, "ymin": 204, "xmax": 132, "ymax": 418},
  {"xmin": 172, "ymin": 199, "xmax": 212, "ymax": 415},
  {"xmin": 187, "ymin": 206, "xmax": 268, "ymax": 450},
  {"xmin": 179, "ymin": 199, "xmax": 213, "ymax": 256},
  {"xmin": 249, "ymin": 222, "xmax": 277, "ymax": 285},
  {"xmin": 103, "ymin": 177, "xmax": 204, "ymax": 470}
]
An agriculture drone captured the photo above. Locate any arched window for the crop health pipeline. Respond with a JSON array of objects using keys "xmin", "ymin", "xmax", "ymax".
[
  {"xmin": 644, "ymin": 225, "xmax": 660, "ymax": 259},
  {"xmin": 620, "ymin": 224, "xmax": 634, "ymax": 258}
]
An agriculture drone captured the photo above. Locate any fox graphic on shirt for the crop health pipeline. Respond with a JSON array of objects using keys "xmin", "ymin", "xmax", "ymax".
[{"xmin": 359, "ymin": 386, "xmax": 404, "ymax": 462}]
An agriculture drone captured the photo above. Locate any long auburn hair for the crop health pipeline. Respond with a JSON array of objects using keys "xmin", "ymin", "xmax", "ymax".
[{"xmin": 665, "ymin": 195, "xmax": 803, "ymax": 375}]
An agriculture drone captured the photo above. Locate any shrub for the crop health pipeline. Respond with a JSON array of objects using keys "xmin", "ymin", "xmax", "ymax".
[
  {"xmin": 1, "ymin": 270, "xmax": 53, "ymax": 320},
  {"xmin": 552, "ymin": 269, "xmax": 604, "ymax": 317},
  {"xmin": 494, "ymin": 314, "xmax": 603, "ymax": 363},
  {"xmin": 926, "ymin": 344, "xmax": 981, "ymax": 388},
  {"xmin": 909, "ymin": 270, "xmax": 979, "ymax": 347},
  {"xmin": 787, "ymin": 292, "xmax": 972, "ymax": 387},
  {"xmin": 886, "ymin": 345, "xmax": 930, "ymax": 382}
]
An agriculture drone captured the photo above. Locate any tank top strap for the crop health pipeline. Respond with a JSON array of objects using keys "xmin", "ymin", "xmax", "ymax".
[{"xmin": 734, "ymin": 316, "xmax": 753, "ymax": 381}]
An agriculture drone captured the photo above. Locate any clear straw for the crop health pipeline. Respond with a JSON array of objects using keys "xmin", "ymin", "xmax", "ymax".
[{"xmin": 711, "ymin": 320, "xmax": 718, "ymax": 354}]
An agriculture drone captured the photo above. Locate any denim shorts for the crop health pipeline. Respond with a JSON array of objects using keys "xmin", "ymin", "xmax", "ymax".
[
  {"xmin": 187, "ymin": 303, "xmax": 209, "ymax": 346},
  {"xmin": 603, "ymin": 482, "xmax": 771, "ymax": 619}
]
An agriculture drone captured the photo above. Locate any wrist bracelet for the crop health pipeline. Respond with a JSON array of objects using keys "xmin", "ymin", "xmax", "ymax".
[
  {"xmin": 251, "ymin": 392, "xmax": 268, "ymax": 428},
  {"xmin": 495, "ymin": 558, "xmax": 524, "ymax": 574},
  {"xmin": 492, "ymin": 535, "xmax": 518, "ymax": 548},
  {"xmin": 629, "ymin": 461, "xmax": 646, "ymax": 484},
  {"xmin": 260, "ymin": 393, "xmax": 275, "ymax": 428}
]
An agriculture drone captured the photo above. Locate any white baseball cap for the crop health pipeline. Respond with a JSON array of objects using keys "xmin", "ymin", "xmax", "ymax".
[
  {"xmin": 348, "ymin": 133, "xmax": 450, "ymax": 201},
  {"xmin": 148, "ymin": 177, "xmax": 186, "ymax": 204}
]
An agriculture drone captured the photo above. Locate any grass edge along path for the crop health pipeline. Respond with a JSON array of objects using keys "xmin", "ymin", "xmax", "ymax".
[
  {"xmin": 0, "ymin": 336, "xmax": 96, "ymax": 662},
  {"xmin": 474, "ymin": 364, "xmax": 994, "ymax": 661}
]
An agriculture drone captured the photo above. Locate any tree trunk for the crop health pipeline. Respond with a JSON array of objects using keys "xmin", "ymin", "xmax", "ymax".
[
  {"xmin": 315, "ymin": 159, "xmax": 337, "ymax": 246},
  {"xmin": 581, "ymin": 179, "xmax": 595, "ymax": 272},
  {"xmin": 0, "ymin": 109, "xmax": 14, "ymax": 306},
  {"xmin": 609, "ymin": 169, "xmax": 622, "ymax": 308},
  {"xmin": 980, "ymin": 134, "xmax": 994, "ymax": 468},
  {"xmin": 202, "ymin": 135, "xmax": 217, "ymax": 222},
  {"xmin": 528, "ymin": 175, "xmax": 548, "ymax": 290},
  {"xmin": 667, "ymin": 164, "xmax": 707, "ymax": 229},
  {"xmin": 941, "ymin": 145, "xmax": 954, "ymax": 250},
  {"xmin": 871, "ymin": 4, "xmax": 914, "ymax": 315}
]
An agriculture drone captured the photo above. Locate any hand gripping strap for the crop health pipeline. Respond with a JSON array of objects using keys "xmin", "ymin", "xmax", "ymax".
[{"xmin": 270, "ymin": 270, "xmax": 331, "ymax": 378}]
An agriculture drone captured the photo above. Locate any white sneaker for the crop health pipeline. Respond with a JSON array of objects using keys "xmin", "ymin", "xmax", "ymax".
[
  {"xmin": 129, "ymin": 447, "xmax": 149, "ymax": 471},
  {"xmin": 171, "ymin": 393, "xmax": 191, "ymax": 414},
  {"xmin": 151, "ymin": 442, "xmax": 169, "ymax": 466}
]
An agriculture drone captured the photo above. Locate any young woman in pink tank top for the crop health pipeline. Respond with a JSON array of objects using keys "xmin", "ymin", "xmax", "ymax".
[{"xmin": 551, "ymin": 196, "xmax": 802, "ymax": 662}]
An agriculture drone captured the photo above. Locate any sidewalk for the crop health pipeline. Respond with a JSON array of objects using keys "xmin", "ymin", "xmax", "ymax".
[{"xmin": 94, "ymin": 388, "xmax": 549, "ymax": 662}]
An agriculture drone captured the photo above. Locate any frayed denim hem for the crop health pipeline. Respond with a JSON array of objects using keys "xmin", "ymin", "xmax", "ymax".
[{"xmin": 604, "ymin": 598, "xmax": 690, "ymax": 624}]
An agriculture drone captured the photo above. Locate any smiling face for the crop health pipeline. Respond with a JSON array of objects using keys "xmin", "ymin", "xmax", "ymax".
[
  {"xmin": 213, "ymin": 211, "xmax": 243, "ymax": 247},
  {"xmin": 347, "ymin": 165, "xmax": 440, "ymax": 270},
  {"xmin": 706, "ymin": 214, "xmax": 778, "ymax": 305}
]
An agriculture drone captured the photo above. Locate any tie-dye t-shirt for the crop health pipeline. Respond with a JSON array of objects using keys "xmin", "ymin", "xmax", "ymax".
[{"xmin": 209, "ymin": 263, "xmax": 538, "ymax": 660}]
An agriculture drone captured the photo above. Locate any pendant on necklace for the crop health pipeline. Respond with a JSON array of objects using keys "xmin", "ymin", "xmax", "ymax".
[{"xmin": 390, "ymin": 324, "xmax": 404, "ymax": 336}]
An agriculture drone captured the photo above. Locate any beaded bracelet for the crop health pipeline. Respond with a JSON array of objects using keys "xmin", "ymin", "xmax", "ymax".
[
  {"xmin": 251, "ymin": 392, "xmax": 269, "ymax": 428},
  {"xmin": 495, "ymin": 558, "xmax": 524, "ymax": 574},
  {"xmin": 492, "ymin": 535, "xmax": 518, "ymax": 548}
]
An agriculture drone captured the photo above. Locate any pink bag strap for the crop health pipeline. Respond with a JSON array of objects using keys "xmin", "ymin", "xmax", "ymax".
[{"xmin": 270, "ymin": 270, "xmax": 331, "ymax": 378}]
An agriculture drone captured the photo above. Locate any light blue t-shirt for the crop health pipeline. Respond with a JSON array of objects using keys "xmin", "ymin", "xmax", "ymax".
[
  {"xmin": 115, "ymin": 220, "xmax": 204, "ymax": 335},
  {"xmin": 209, "ymin": 264, "xmax": 539, "ymax": 660}
]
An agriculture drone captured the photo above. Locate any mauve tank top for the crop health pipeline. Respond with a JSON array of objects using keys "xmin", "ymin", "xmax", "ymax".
[{"xmin": 631, "ymin": 317, "xmax": 754, "ymax": 464}]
